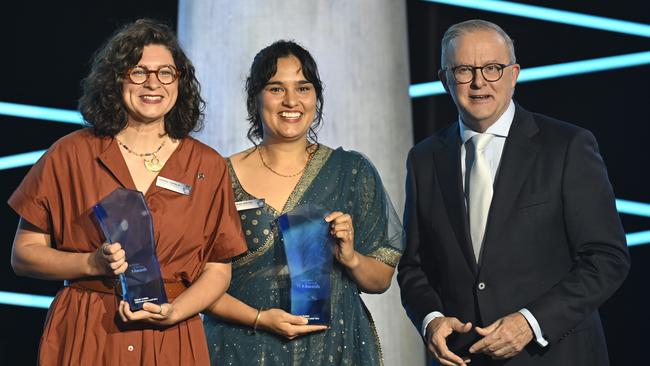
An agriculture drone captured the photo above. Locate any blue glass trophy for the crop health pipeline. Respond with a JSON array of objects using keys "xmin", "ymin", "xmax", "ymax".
[
  {"xmin": 278, "ymin": 204, "xmax": 334, "ymax": 325},
  {"xmin": 93, "ymin": 188, "xmax": 167, "ymax": 311}
]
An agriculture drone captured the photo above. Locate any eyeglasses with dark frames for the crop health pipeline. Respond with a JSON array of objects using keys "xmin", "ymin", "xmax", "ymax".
[
  {"xmin": 441, "ymin": 63, "xmax": 514, "ymax": 84},
  {"xmin": 125, "ymin": 65, "xmax": 181, "ymax": 85}
]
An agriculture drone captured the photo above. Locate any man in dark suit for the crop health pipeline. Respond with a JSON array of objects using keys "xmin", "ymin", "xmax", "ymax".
[{"xmin": 397, "ymin": 20, "xmax": 630, "ymax": 366}]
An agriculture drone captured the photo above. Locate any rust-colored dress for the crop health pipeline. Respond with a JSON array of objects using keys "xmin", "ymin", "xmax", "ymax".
[{"xmin": 8, "ymin": 129, "xmax": 247, "ymax": 365}]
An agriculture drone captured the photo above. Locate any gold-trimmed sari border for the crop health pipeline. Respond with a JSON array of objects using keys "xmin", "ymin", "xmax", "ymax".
[
  {"xmin": 225, "ymin": 158, "xmax": 247, "ymax": 202},
  {"xmin": 367, "ymin": 247, "xmax": 402, "ymax": 267},
  {"xmin": 232, "ymin": 225, "xmax": 277, "ymax": 268},
  {"xmin": 281, "ymin": 144, "xmax": 333, "ymax": 213}
]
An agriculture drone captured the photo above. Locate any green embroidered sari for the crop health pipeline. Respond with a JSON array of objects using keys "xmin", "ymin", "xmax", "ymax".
[{"xmin": 204, "ymin": 145, "xmax": 404, "ymax": 365}]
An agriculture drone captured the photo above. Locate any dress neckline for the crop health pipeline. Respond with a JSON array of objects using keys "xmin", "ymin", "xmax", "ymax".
[{"xmin": 226, "ymin": 144, "xmax": 333, "ymax": 216}]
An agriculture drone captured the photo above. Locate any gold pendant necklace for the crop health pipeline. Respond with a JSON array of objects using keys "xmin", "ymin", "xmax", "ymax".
[
  {"xmin": 143, "ymin": 153, "xmax": 164, "ymax": 172},
  {"xmin": 116, "ymin": 137, "xmax": 167, "ymax": 173}
]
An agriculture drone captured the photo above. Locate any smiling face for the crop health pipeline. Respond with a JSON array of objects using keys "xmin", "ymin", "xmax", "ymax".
[
  {"xmin": 440, "ymin": 29, "xmax": 520, "ymax": 131},
  {"xmin": 122, "ymin": 44, "xmax": 178, "ymax": 126},
  {"xmin": 260, "ymin": 55, "xmax": 317, "ymax": 142}
]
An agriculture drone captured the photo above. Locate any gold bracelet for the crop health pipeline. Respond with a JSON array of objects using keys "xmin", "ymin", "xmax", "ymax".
[{"xmin": 252, "ymin": 308, "xmax": 263, "ymax": 333}]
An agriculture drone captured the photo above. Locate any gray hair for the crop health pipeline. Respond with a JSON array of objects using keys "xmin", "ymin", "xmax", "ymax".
[{"xmin": 440, "ymin": 19, "xmax": 516, "ymax": 68}]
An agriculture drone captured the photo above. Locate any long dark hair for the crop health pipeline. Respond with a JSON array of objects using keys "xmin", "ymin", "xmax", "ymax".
[
  {"xmin": 79, "ymin": 19, "xmax": 205, "ymax": 139},
  {"xmin": 245, "ymin": 40, "xmax": 324, "ymax": 144}
]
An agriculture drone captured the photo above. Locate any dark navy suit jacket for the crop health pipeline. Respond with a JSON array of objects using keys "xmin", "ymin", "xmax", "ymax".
[{"xmin": 397, "ymin": 103, "xmax": 630, "ymax": 365}]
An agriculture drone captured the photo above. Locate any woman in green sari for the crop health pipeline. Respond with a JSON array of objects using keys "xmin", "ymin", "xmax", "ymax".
[{"xmin": 203, "ymin": 40, "xmax": 404, "ymax": 365}]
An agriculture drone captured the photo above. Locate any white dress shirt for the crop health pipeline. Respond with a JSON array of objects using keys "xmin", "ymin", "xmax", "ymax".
[{"xmin": 421, "ymin": 100, "xmax": 548, "ymax": 347}]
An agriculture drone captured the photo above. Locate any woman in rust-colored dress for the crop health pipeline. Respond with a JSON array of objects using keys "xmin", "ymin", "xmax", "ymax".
[{"xmin": 8, "ymin": 19, "xmax": 246, "ymax": 365}]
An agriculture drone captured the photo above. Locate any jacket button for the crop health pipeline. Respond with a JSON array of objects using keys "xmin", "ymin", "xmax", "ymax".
[{"xmin": 478, "ymin": 282, "xmax": 486, "ymax": 290}]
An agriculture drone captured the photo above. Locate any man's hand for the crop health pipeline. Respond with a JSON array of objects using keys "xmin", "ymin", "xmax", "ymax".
[
  {"xmin": 426, "ymin": 317, "xmax": 473, "ymax": 366},
  {"xmin": 469, "ymin": 312, "xmax": 533, "ymax": 359}
]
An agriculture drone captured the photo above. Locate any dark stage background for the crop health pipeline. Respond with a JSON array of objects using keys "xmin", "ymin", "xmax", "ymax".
[{"xmin": 1, "ymin": 1, "xmax": 647, "ymax": 364}]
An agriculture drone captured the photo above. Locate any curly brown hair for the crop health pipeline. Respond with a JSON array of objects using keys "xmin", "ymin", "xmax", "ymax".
[{"xmin": 79, "ymin": 19, "xmax": 204, "ymax": 139}]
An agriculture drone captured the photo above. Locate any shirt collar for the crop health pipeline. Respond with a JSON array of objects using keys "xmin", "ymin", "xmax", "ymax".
[
  {"xmin": 97, "ymin": 134, "xmax": 190, "ymax": 194},
  {"xmin": 459, "ymin": 100, "xmax": 515, "ymax": 144}
]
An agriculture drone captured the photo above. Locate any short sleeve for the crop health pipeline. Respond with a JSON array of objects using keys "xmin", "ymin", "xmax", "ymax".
[
  {"xmin": 8, "ymin": 147, "xmax": 63, "ymax": 234},
  {"xmin": 204, "ymin": 160, "xmax": 247, "ymax": 262},
  {"xmin": 350, "ymin": 154, "xmax": 404, "ymax": 267}
]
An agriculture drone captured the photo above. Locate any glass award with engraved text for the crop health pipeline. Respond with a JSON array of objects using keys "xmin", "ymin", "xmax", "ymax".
[
  {"xmin": 93, "ymin": 188, "xmax": 167, "ymax": 311},
  {"xmin": 278, "ymin": 204, "xmax": 333, "ymax": 325}
]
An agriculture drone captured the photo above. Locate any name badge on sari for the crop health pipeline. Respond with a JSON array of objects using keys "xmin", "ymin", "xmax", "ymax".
[
  {"xmin": 156, "ymin": 176, "xmax": 191, "ymax": 195},
  {"xmin": 236, "ymin": 198, "xmax": 265, "ymax": 211}
]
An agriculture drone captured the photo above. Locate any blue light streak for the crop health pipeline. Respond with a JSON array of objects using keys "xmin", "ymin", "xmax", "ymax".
[
  {"xmin": 518, "ymin": 51, "xmax": 650, "ymax": 83},
  {"xmin": 0, "ymin": 101, "xmax": 84, "ymax": 125},
  {"xmin": 409, "ymin": 51, "xmax": 650, "ymax": 98},
  {"xmin": 626, "ymin": 231, "xmax": 650, "ymax": 247},
  {"xmin": 617, "ymin": 199, "xmax": 650, "ymax": 218},
  {"xmin": 0, "ymin": 150, "xmax": 46, "ymax": 171},
  {"xmin": 409, "ymin": 82, "xmax": 446, "ymax": 98},
  {"xmin": 0, "ymin": 291, "xmax": 53, "ymax": 309},
  {"xmin": 422, "ymin": 0, "xmax": 650, "ymax": 38}
]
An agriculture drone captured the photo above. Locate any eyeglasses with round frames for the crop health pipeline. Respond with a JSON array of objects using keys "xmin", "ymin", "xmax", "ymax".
[
  {"xmin": 442, "ymin": 63, "xmax": 514, "ymax": 84},
  {"xmin": 125, "ymin": 65, "xmax": 181, "ymax": 85}
]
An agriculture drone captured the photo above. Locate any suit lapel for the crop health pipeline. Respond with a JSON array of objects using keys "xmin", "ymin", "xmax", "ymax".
[
  {"xmin": 433, "ymin": 123, "xmax": 478, "ymax": 275},
  {"xmin": 480, "ymin": 105, "xmax": 540, "ymax": 268}
]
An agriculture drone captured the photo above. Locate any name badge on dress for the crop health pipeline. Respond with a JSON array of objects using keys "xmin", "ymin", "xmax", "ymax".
[
  {"xmin": 156, "ymin": 176, "xmax": 192, "ymax": 195},
  {"xmin": 235, "ymin": 198, "xmax": 265, "ymax": 211}
]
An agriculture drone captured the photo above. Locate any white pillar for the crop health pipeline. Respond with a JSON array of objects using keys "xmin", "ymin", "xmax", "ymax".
[{"xmin": 178, "ymin": 2, "xmax": 421, "ymax": 365}]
